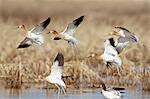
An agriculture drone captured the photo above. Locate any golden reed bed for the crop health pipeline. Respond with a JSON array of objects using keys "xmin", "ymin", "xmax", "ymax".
[{"xmin": 0, "ymin": 0, "xmax": 149, "ymax": 90}]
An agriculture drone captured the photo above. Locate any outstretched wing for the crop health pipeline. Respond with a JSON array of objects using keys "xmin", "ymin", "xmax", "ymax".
[
  {"xmin": 50, "ymin": 53, "xmax": 64, "ymax": 80},
  {"xmin": 115, "ymin": 26, "xmax": 139, "ymax": 43},
  {"xmin": 63, "ymin": 16, "xmax": 84, "ymax": 36},
  {"xmin": 118, "ymin": 35, "xmax": 138, "ymax": 44},
  {"xmin": 31, "ymin": 17, "xmax": 51, "ymax": 34},
  {"xmin": 115, "ymin": 42, "xmax": 129, "ymax": 54},
  {"xmin": 17, "ymin": 37, "xmax": 32, "ymax": 48}
]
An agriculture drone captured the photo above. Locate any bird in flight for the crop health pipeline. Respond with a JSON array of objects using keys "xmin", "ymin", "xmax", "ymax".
[
  {"xmin": 17, "ymin": 17, "xmax": 51, "ymax": 48},
  {"xmin": 48, "ymin": 16, "xmax": 84, "ymax": 45}
]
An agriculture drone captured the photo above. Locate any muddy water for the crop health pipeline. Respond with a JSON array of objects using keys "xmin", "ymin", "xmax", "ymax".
[{"xmin": 0, "ymin": 88, "xmax": 149, "ymax": 99}]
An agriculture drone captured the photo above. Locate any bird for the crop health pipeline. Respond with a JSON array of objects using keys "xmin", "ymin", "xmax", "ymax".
[
  {"xmin": 106, "ymin": 26, "xmax": 139, "ymax": 54},
  {"xmin": 48, "ymin": 16, "xmax": 84, "ymax": 45},
  {"xmin": 101, "ymin": 84, "xmax": 123, "ymax": 99},
  {"xmin": 109, "ymin": 26, "xmax": 139, "ymax": 44},
  {"xmin": 88, "ymin": 38, "xmax": 122, "ymax": 75},
  {"xmin": 17, "ymin": 17, "xmax": 51, "ymax": 48},
  {"xmin": 44, "ymin": 52, "xmax": 66, "ymax": 98},
  {"xmin": 101, "ymin": 38, "xmax": 122, "ymax": 68}
]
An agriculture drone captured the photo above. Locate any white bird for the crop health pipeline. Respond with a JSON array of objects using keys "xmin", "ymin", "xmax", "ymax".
[
  {"xmin": 44, "ymin": 52, "xmax": 66, "ymax": 98},
  {"xmin": 49, "ymin": 16, "xmax": 84, "ymax": 45},
  {"xmin": 101, "ymin": 84, "xmax": 122, "ymax": 99},
  {"xmin": 88, "ymin": 38, "xmax": 122, "ymax": 75},
  {"xmin": 101, "ymin": 38, "xmax": 122, "ymax": 68},
  {"xmin": 17, "ymin": 17, "xmax": 51, "ymax": 48}
]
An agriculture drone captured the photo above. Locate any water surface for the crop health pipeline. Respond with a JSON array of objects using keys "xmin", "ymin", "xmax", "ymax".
[{"xmin": 0, "ymin": 88, "xmax": 149, "ymax": 99}]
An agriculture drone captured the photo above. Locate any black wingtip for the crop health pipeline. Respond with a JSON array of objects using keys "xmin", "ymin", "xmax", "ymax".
[
  {"xmin": 17, "ymin": 44, "xmax": 30, "ymax": 48},
  {"xmin": 54, "ymin": 52, "xmax": 64, "ymax": 66},
  {"xmin": 42, "ymin": 17, "xmax": 51, "ymax": 28},
  {"xmin": 73, "ymin": 15, "xmax": 85, "ymax": 26}
]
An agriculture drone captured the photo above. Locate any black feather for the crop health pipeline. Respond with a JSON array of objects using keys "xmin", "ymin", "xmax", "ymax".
[
  {"xmin": 115, "ymin": 26, "xmax": 130, "ymax": 32},
  {"xmin": 113, "ymin": 87, "xmax": 125, "ymax": 90},
  {"xmin": 108, "ymin": 38, "xmax": 115, "ymax": 47},
  {"xmin": 55, "ymin": 53, "xmax": 64, "ymax": 66},
  {"xmin": 54, "ymin": 37, "xmax": 61, "ymax": 40},
  {"xmin": 73, "ymin": 16, "xmax": 84, "ymax": 27},
  {"xmin": 17, "ymin": 44, "xmax": 30, "ymax": 48},
  {"xmin": 42, "ymin": 17, "xmax": 51, "ymax": 29}
]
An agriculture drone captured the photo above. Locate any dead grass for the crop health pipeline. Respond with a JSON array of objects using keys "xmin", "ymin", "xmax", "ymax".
[{"xmin": 0, "ymin": 0, "xmax": 149, "ymax": 90}]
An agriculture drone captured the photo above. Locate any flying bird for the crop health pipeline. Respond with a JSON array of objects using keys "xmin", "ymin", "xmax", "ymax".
[
  {"xmin": 44, "ymin": 52, "xmax": 66, "ymax": 98},
  {"xmin": 17, "ymin": 17, "xmax": 51, "ymax": 48},
  {"xmin": 101, "ymin": 84, "xmax": 123, "ymax": 99},
  {"xmin": 49, "ymin": 16, "xmax": 84, "ymax": 45}
]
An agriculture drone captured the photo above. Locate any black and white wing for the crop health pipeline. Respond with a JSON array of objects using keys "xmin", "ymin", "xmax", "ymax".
[
  {"xmin": 17, "ymin": 37, "xmax": 32, "ymax": 48},
  {"xmin": 63, "ymin": 16, "xmax": 84, "ymax": 36},
  {"xmin": 50, "ymin": 53, "xmax": 64, "ymax": 80},
  {"xmin": 31, "ymin": 17, "xmax": 51, "ymax": 34},
  {"xmin": 115, "ymin": 26, "xmax": 139, "ymax": 43}
]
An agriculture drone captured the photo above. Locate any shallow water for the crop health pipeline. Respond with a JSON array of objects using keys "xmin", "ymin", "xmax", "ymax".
[{"xmin": 0, "ymin": 88, "xmax": 149, "ymax": 99}]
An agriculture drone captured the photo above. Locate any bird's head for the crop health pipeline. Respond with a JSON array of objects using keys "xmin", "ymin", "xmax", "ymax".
[
  {"xmin": 108, "ymin": 26, "xmax": 126, "ymax": 37},
  {"xmin": 48, "ymin": 30, "xmax": 58, "ymax": 35},
  {"xmin": 48, "ymin": 30, "xmax": 62, "ymax": 40}
]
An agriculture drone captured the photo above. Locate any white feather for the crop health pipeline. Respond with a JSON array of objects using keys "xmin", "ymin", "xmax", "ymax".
[
  {"xmin": 27, "ymin": 32, "xmax": 44, "ymax": 45},
  {"xmin": 102, "ymin": 39, "xmax": 122, "ymax": 66},
  {"xmin": 45, "ymin": 61, "xmax": 65, "ymax": 87},
  {"xmin": 63, "ymin": 34, "xmax": 78, "ymax": 45},
  {"xmin": 102, "ymin": 89, "xmax": 122, "ymax": 99}
]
